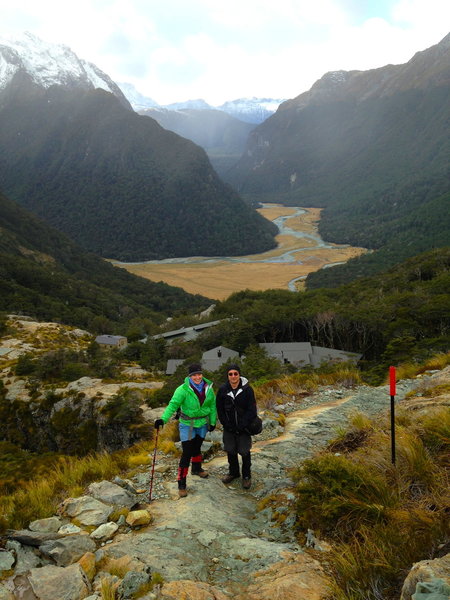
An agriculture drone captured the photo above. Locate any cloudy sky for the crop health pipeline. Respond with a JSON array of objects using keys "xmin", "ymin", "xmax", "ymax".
[{"xmin": 1, "ymin": 0, "xmax": 449, "ymax": 106}]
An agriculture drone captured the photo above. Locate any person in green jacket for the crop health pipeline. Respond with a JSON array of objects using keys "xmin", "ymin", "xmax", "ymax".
[{"xmin": 155, "ymin": 363, "xmax": 216, "ymax": 497}]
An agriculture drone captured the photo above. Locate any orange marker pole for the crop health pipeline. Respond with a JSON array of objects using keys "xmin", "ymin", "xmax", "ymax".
[{"xmin": 389, "ymin": 366, "xmax": 396, "ymax": 465}]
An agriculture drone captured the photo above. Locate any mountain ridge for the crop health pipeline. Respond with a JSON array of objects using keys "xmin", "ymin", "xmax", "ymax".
[
  {"xmin": 0, "ymin": 34, "xmax": 278, "ymax": 261},
  {"xmin": 0, "ymin": 31, "xmax": 131, "ymax": 109},
  {"xmin": 225, "ymin": 32, "xmax": 450, "ymax": 286}
]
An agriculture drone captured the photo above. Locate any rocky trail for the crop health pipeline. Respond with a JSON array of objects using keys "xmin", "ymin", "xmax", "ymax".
[
  {"xmin": 102, "ymin": 377, "xmax": 424, "ymax": 599},
  {"xmin": 3, "ymin": 370, "xmax": 448, "ymax": 600}
]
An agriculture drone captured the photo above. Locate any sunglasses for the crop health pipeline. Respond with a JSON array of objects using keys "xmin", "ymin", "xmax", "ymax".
[{"xmin": 228, "ymin": 371, "xmax": 240, "ymax": 376}]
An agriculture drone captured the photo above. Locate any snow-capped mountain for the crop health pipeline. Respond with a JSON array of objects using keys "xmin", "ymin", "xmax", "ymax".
[
  {"xmin": 117, "ymin": 81, "xmax": 159, "ymax": 110},
  {"xmin": 0, "ymin": 32, "xmax": 130, "ymax": 108},
  {"xmin": 217, "ymin": 97, "xmax": 286, "ymax": 123},
  {"xmin": 164, "ymin": 98, "xmax": 213, "ymax": 110},
  {"xmin": 119, "ymin": 82, "xmax": 284, "ymax": 124}
]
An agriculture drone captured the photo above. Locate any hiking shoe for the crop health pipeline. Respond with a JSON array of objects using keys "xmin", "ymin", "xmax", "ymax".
[
  {"xmin": 242, "ymin": 478, "xmax": 252, "ymax": 490},
  {"xmin": 222, "ymin": 474, "xmax": 239, "ymax": 484},
  {"xmin": 192, "ymin": 469, "xmax": 209, "ymax": 478},
  {"xmin": 178, "ymin": 488, "xmax": 188, "ymax": 498}
]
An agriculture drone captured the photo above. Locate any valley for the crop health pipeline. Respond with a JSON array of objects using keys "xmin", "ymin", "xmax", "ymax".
[{"xmin": 111, "ymin": 204, "xmax": 367, "ymax": 299}]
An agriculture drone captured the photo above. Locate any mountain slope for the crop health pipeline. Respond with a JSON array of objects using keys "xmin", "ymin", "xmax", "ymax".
[
  {"xmin": 0, "ymin": 190, "xmax": 210, "ymax": 330},
  {"xmin": 226, "ymin": 33, "xmax": 450, "ymax": 285},
  {"xmin": 229, "ymin": 33, "xmax": 450, "ymax": 200},
  {"xmin": 139, "ymin": 107, "xmax": 254, "ymax": 154},
  {"xmin": 0, "ymin": 35, "xmax": 277, "ymax": 261},
  {"xmin": 139, "ymin": 107, "xmax": 255, "ymax": 177}
]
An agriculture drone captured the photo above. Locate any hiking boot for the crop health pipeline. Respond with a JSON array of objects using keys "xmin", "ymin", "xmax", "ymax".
[
  {"xmin": 178, "ymin": 488, "xmax": 188, "ymax": 498},
  {"xmin": 192, "ymin": 469, "xmax": 209, "ymax": 478},
  {"xmin": 242, "ymin": 477, "xmax": 251, "ymax": 490},
  {"xmin": 222, "ymin": 474, "xmax": 239, "ymax": 484}
]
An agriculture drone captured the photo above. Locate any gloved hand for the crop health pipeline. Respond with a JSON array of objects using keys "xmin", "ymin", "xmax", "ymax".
[
  {"xmin": 154, "ymin": 419, "xmax": 164, "ymax": 430},
  {"xmin": 208, "ymin": 424, "xmax": 216, "ymax": 432}
]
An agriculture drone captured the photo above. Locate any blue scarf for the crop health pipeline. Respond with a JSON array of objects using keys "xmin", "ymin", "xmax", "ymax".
[{"xmin": 189, "ymin": 378, "xmax": 205, "ymax": 393}]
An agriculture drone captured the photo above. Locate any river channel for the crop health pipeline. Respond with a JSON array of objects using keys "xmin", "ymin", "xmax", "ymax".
[{"xmin": 112, "ymin": 205, "xmax": 367, "ymax": 300}]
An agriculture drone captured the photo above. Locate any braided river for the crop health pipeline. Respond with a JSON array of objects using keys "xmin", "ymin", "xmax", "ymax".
[{"xmin": 112, "ymin": 204, "xmax": 367, "ymax": 300}]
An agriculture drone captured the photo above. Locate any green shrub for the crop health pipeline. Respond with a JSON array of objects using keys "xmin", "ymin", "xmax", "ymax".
[{"xmin": 292, "ymin": 453, "xmax": 397, "ymax": 536}]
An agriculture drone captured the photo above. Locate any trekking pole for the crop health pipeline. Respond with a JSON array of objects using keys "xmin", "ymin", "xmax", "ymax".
[{"xmin": 149, "ymin": 427, "xmax": 159, "ymax": 502}]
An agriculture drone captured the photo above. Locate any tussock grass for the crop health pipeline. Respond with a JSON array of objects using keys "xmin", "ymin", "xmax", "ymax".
[
  {"xmin": 0, "ymin": 423, "xmax": 180, "ymax": 533},
  {"xmin": 420, "ymin": 408, "xmax": 450, "ymax": 463},
  {"xmin": 156, "ymin": 420, "xmax": 181, "ymax": 455},
  {"xmin": 100, "ymin": 576, "xmax": 118, "ymax": 600},
  {"xmin": 255, "ymin": 363, "xmax": 362, "ymax": 409},
  {"xmin": 292, "ymin": 405, "xmax": 449, "ymax": 600},
  {"xmin": 328, "ymin": 411, "xmax": 375, "ymax": 454},
  {"xmin": 394, "ymin": 351, "xmax": 450, "ymax": 381},
  {"xmin": 1, "ymin": 447, "xmax": 136, "ymax": 533},
  {"xmin": 158, "ymin": 440, "xmax": 179, "ymax": 455},
  {"xmin": 290, "ymin": 362, "xmax": 362, "ymax": 390},
  {"xmin": 0, "ymin": 413, "xmax": 183, "ymax": 533},
  {"xmin": 99, "ymin": 556, "xmax": 132, "ymax": 579},
  {"xmin": 127, "ymin": 453, "xmax": 152, "ymax": 468}
]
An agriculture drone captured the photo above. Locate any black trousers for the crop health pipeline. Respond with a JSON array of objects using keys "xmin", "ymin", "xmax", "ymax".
[
  {"xmin": 179, "ymin": 434, "xmax": 204, "ymax": 469},
  {"xmin": 228, "ymin": 451, "xmax": 251, "ymax": 479},
  {"xmin": 223, "ymin": 429, "xmax": 252, "ymax": 478}
]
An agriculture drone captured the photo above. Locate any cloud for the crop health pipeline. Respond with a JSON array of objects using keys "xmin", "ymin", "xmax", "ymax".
[{"xmin": 0, "ymin": 0, "xmax": 448, "ymax": 104}]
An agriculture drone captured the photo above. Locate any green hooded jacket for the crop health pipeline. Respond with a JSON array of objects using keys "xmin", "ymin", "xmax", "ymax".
[{"xmin": 161, "ymin": 376, "xmax": 216, "ymax": 428}]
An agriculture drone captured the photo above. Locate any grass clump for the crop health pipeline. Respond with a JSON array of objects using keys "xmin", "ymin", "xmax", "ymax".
[
  {"xmin": 100, "ymin": 576, "xmax": 118, "ymax": 600},
  {"xmin": 395, "ymin": 351, "xmax": 450, "ymax": 381},
  {"xmin": 99, "ymin": 556, "xmax": 132, "ymax": 579},
  {"xmin": 291, "ymin": 406, "xmax": 449, "ymax": 600},
  {"xmin": 419, "ymin": 408, "xmax": 450, "ymax": 463}
]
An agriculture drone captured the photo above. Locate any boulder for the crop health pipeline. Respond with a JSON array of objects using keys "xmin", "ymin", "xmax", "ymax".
[
  {"xmin": 6, "ymin": 530, "xmax": 60, "ymax": 547},
  {"xmin": 117, "ymin": 570, "xmax": 150, "ymax": 599},
  {"xmin": 412, "ymin": 579, "xmax": 450, "ymax": 599},
  {"xmin": 29, "ymin": 517, "xmax": 63, "ymax": 533},
  {"xmin": 401, "ymin": 554, "xmax": 450, "ymax": 600},
  {"xmin": 78, "ymin": 552, "xmax": 96, "ymax": 582},
  {"xmin": 237, "ymin": 551, "xmax": 329, "ymax": 600},
  {"xmin": 27, "ymin": 564, "xmax": 90, "ymax": 600},
  {"xmin": 11, "ymin": 572, "xmax": 39, "ymax": 600},
  {"xmin": 39, "ymin": 535, "xmax": 96, "ymax": 567},
  {"xmin": 59, "ymin": 524, "xmax": 83, "ymax": 535},
  {"xmin": 125, "ymin": 510, "xmax": 152, "ymax": 528},
  {"xmin": 113, "ymin": 477, "xmax": 140, "ymax": 495},
  {"xmin": 61, "ymin": 496, "xmax": 112, "ymax": 527},
  {"xmin": 90, "ymin": 522, "xmax": 119, "ymax": 542},
  {"xmin": 5, "ymin": 541, "xmax": 42, "ymax": 574},
  {"xmin": 0, "ymin": 550, "xmax": 15, "ymax": 573},
  {"xmin": 87, "ymin": 481, "xmax": 136, "ymax": 509}
]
